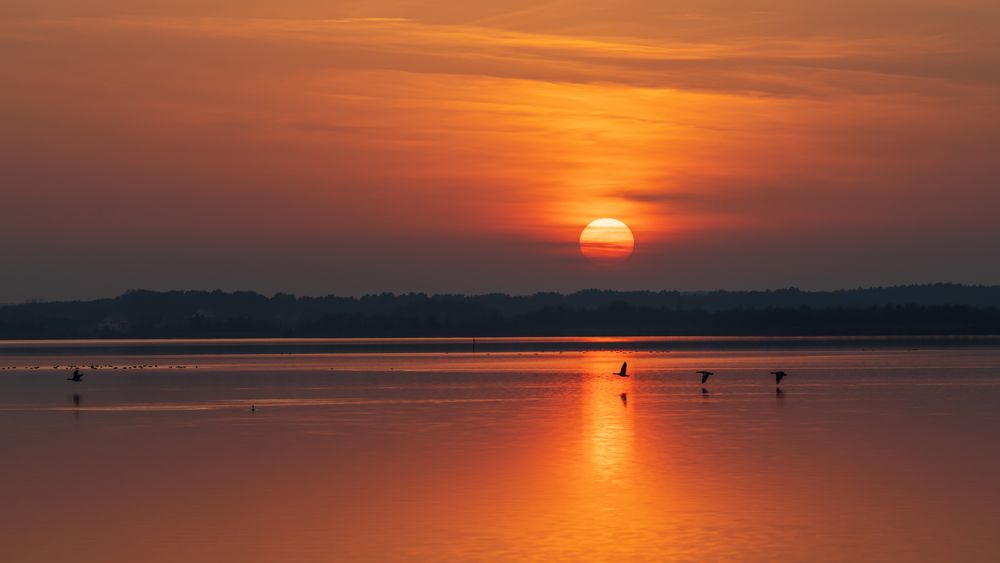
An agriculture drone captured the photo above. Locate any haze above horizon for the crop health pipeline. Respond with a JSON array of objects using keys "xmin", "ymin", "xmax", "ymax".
[{"xmin": 2, "ymin": 1, "xmax": 998, "ymax": 302}]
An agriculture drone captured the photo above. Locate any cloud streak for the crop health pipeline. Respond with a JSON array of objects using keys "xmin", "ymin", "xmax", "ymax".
[{"xmin": 11, "ymin": 14, "xmax": 999, "ymax": 97}]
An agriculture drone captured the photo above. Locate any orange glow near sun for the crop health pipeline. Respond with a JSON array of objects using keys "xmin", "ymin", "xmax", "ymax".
[{"xmin": 579, "ymin": 218, "xmax": 635, "ymax": 263}]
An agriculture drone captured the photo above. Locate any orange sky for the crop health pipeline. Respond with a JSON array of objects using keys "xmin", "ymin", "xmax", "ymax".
[{"xmin": 1, "ymin": 1, "xmax": 999, "ymax": 300}]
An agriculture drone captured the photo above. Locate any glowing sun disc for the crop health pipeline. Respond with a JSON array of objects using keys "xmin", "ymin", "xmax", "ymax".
[{"xmin": 579, "ymin": 218, "xmax": 635, "ymax": 263}]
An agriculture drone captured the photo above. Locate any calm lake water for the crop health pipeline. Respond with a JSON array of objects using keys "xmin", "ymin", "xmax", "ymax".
[{"xmin": 2, "ymin": 338, "xmax": 999, "ymax": 562}]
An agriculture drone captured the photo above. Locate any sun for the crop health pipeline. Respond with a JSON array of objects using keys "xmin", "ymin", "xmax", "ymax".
[{"xmin": 579, "ymin": 218, "xmax": 635, "ymax": 263}]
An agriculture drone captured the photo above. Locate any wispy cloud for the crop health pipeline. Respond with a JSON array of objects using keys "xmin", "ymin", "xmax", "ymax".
[{"xmin": 10, "ymin": 14, "xmax": 998, "ymax": 97}]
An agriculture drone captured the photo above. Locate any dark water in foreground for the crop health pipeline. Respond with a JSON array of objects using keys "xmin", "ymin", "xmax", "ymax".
[{"xmin": 2, "ymin": 338, "xmax": 999, "ymax": 561}]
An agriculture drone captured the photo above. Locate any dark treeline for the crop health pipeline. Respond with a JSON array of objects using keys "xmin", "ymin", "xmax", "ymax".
[{"xmin": 2, "ymin": 284, "xmax": 1000, "ymax": 338}]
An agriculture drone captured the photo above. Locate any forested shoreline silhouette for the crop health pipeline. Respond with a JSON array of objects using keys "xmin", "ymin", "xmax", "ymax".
[{"xmin": 3, "ymin": 284, "xmax": 1000, "ymax": 338}]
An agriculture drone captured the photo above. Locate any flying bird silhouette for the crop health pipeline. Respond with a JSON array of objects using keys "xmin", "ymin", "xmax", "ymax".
[
  {"xmin": 614, "ymin": 362, "xmax": 629, "ymax": 377},
  {"xmin": 67, "ymin": 369, "xmax": 83, "ymax": 382},
  {"xmin": 696, "ymin": 370, "xmax": 714, "ymax": 384},
  {"xmin": 771, "ymin": 371, "xmax": 787, "ymax": 385}
]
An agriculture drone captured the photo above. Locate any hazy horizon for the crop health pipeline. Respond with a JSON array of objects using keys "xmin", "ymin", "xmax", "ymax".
[
  {"xmin": 5, "ymin": 280, "xmax": 998, "ymax": 305},
  {"xmin": 3, "ymin": 1, "xmax": 999, "ymax": 302}
]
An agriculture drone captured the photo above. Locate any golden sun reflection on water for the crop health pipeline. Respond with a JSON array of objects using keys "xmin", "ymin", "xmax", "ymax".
[{"xmin": 581, "ymin": 354, "xmax": 634, "ymax": 490}]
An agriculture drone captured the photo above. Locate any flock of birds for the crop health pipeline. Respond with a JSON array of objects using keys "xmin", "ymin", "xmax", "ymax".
[
  {"xmin": 7, "ymin": 360, "xmax": 784, "ymax": 416},
  {"xmin": 0, "ymin": 363, "xmax": 197, "ymax": 383},
  {"xmin": 6, "ymin": 361, "xmax": 787, "ymax": 385},
  {"xmin": 615, "ymin": 362, "xmax": 788, "ymax": 387}
]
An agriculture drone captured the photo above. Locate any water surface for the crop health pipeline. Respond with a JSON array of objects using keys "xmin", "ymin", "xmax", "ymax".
[{"xmin": 2, "ymin": 339, "xmax": 999, "ymax": 561}]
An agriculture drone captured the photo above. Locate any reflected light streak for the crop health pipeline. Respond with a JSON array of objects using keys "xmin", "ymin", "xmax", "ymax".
[{"xmin": 582, "ymin": 354, "xmax": 635, "ymax": 489}]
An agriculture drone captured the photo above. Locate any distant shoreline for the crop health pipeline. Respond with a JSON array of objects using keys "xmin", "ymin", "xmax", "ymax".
[
  {"xmin": 4, "ymin": 285, "xmax": 1000, "ymax": 340},
  {"xmin": 2, "ymin": 334, "xmax": 999, "ymax": 357}
]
